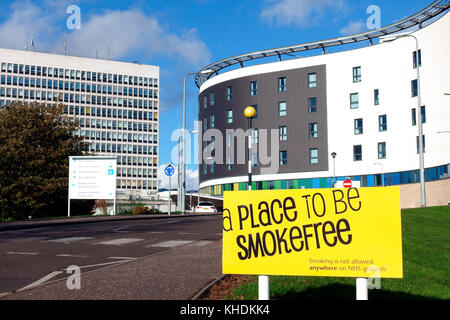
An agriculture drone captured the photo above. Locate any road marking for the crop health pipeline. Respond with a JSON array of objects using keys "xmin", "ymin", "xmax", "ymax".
[
  {"xmin": 6, "ymin": 251, "xmax": 39, "ymax": 255},
  {"xmin": 56, "ymin": 254, "xmax": 88, "ymax": 258},
  {"xmin": 68, "ymin": 260, "xmax": 130, "ymax": 270},
  {"xmin": 190, "ymin": 241, "xmax": 213, "ymax": 247},
  {"xmin": 148, "ymin": 240, "xmax": 194, "ymax": 248},
  {"xmin": 178, "ymin": 232, "xmax": 199, "ymax": 235},
  {"xmin": 16, "ymin": 271, "xmax": 63, "ymax": 292},
  {"xmin": 108, "ymin": 256, "xmax": 138, "ymax": 260},
  {"xmin": 112, "ymin": 226, "xmax": 130, "ymax": 233},
  {"xmin": 45, "ymin": 236, "xmax": 93, "ymax": 244},
  {"xmin": 147, "ymin": 231, "xmax": 164, "ymax": 234},
  {"xmin": 96, "ymin": 238, "xmax": 144, "ymax": 246}
]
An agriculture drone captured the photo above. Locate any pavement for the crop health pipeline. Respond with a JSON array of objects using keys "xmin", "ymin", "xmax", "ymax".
[{"xmin": 0, "ymin": 213, "xmax": 224, "ymax": 300}]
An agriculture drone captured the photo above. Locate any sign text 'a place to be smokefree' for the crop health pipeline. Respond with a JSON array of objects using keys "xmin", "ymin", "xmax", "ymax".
[{"xmin": 222, "ymin": 187, "xmax": 403, "ymax": 278}]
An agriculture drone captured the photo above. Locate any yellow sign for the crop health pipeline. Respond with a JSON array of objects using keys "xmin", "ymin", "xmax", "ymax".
[{"xmin": 222, "ymin": 187, "xmax": 403, "ymax": 278}]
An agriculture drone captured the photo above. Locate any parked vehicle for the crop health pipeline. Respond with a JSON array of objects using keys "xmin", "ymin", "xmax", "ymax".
[{"xmin": 195, "ymin": 201, "xmax": 217, "ymax": 213}]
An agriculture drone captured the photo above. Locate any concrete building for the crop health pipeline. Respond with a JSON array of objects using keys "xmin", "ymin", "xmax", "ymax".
[
  {"xmin": 196, "ymin": 1, "xmax": 450, "ymax": 208},
  {"xmin": 0, "ymin": 48, "xmax": 159, "ymax": 199}
]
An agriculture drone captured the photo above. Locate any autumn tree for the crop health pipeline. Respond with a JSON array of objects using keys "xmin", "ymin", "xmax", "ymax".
[{"xmin": 0, "ymin": 101, "xmax": 87, "ymax": 221}]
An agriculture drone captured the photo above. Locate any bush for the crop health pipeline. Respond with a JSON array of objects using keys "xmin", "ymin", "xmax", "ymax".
[
  {"xmin": 96, "ymin": 200, "xmax": 109, "ymax": 215},
  {"xmin": 132, "ymin": 206, "xmax": 149, "ymax": 215}
]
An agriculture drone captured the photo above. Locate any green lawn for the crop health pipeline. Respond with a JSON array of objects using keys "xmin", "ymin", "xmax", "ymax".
[{"xmin": 225, "ymin": 206, "xmax": 450, "ymax": 300}]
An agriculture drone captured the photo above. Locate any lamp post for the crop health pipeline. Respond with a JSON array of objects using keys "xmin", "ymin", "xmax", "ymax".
[
  {"xmin": 180, "ymin": 70, "xmax": 213, "ymax": 215},
  {"xmin": 384, "ymin": 33, "xmax": 426, "ymax": 207},
  {"xmin": 331, "ymin": 152, "xmax": 337, "ymax": 187},
  {"xmin": 244, "ymin": 106, "xmax": 269, "ymax": 300}
]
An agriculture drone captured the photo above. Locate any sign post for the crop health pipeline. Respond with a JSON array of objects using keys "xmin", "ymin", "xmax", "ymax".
[
  {"xmin": 68, "ymin": 156, "xmax": 117, "ymax": 217},
  {"xmin": 164, "ymin": 164, "xmax": 175, "ymax": 215},
  {"xmin": 222, "ymin": 187, "xmax": 403, "ymax": 300}
]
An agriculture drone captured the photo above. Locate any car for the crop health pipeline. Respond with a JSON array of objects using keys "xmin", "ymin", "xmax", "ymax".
[{"xmin": 195, "ymin": 201, "xmax": 217, "ymax": 213}]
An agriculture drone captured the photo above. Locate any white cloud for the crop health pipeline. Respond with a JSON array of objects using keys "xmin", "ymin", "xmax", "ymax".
[
  {"xmin": 158, "ymin": 164, "xmax": 199, "ymax": 191},
  {"xmin": 60, "ymin": 9, "xmax": 211, "ymax": 67},
  {"xmin": 260, "ymin": 0, "xmax": 347, "ymax": 28},
  {"xmin": 340, "ymin": 20, "xmax": 365, "ymax": 35},
  {"xmin": 0, "ymin": 1, "xmax": 56, "ymax": 50},
  {"xmin": 0, "ymin": 1, "xmax": 211, "ymax": 68}
]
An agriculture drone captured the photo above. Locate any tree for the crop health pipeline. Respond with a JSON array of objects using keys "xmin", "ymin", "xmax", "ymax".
[{"xmin": 0, "ymin": 101, "xmax": 87, "ymax": 221}]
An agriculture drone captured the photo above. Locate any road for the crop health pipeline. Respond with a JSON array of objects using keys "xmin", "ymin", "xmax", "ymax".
[{"xmin": 0, "ymin": 215, "xmax": 222, "ymax": 298}]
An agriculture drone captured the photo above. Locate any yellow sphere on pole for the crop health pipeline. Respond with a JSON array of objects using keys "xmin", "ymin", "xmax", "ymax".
[{"xmin": 244, "ymin": 106, "xmax": 256, "ymax": 119}]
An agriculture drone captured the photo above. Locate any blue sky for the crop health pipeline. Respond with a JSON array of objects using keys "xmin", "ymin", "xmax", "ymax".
[{"xmin": 0, "ymin": 0, "xmax": 433, "ymax": 189}]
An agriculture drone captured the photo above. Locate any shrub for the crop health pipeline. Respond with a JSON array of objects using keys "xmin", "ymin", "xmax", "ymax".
[{"xmin": 132, "ymin": 206, "xmax": 149, "ymax": 215}]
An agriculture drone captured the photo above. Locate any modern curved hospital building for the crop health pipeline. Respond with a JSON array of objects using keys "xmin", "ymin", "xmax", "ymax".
[{"xmin": 196, "ymin": 1, "xmax": 450, "ymax": 208}]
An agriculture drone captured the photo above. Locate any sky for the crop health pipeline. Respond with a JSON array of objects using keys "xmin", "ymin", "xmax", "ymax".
[{"xmin": 0, "ymin": 0, "xmax": 435, "ymax": 190}]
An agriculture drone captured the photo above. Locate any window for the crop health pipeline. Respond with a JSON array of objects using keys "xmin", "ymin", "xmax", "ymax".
[
  {"xmin": 354, "ymin": 118, "xmax": 363, "ymax": 135},
  {"xmin": 278, "ymin": 77, "xmax": 287, "ymax": 92},
  {"xmin": 279, "ymin": 126, "xmax": 287, "ymax": 141},
  {"xmin": 226, "ymin": 86, "xmax": 232, "ymax": 100},
  {"xmin": 251, "ymin": 153, "xmax": 258, "ymax": 168},
  {"xmin": 379, "ymin": 115, "xmax": 387, "ymax": 132},
  {"xmin": 210, "ymin": 114, "xmax": 215, "ymax": 128},
  {"xmin": 413, "ymin": 106, "xmax": 427, "ymax": 125},
  {"xmin": 413, "ymin": 49, "xmax": 422, "ymax": 69},
  {"xmin": 280, "ymin": 151, "xmax": 288, "ymax": 166},
  {"xmin": 308, "ymin": 73, "xmax": 317, "ymax": 88},
  {"xmin": 250, "ymin": 81, "xmax": 258, "ymax": 96},
  {"xmin": 353, "ymin": 145, "xmax": 362, "ymax": 161},
  {"xmin": 353, "ymin": 66, "xmax": 361, "ymax": 82},
  {"xmin": 411, "ymin": 79, "xmax": 418, "ymax": 97},
  {"xmin": 378, "ymin": 142, "xmax": 386, "ymax": 159},
  {"xmin": 210, "ymin": 92, "xmax": 215, "ymax": 106},
  {"xmin": 226, "ymin": 156, "xmax": 233, "ymax": 171},
  {"xmin": 227, "ymin": 109, "xmax": 233, "ymax": 124},
  {"xmin": 252, "ymin": 128, "xmax": 259, "ymax": 144},
  {"xmin": 374, "ymin": 89, "xmax": 379, "ymax": 105},
  {"xmin": 309, "ymin": 123, "xmax": 318, "ymax": 138},
  {"xmin": 350, "ymin": 93, "xmax": 359, "ymax": 109},
  {"xmin": 309, "ymin": 148, "xmax": 319, "ymax": 164},
  {"xmin": 308, "ymin": 97, "xmax": 317, "ymax": 113},
  {"xmin": 416, "ymin": 135, "xmax": 426, "ymax": 153},
  {"xmin": 278, "ymin": 101, "xmax": 287, "ymax": 117}
]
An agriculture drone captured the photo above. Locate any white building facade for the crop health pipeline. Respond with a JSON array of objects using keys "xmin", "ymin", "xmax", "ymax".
[
  {"xmin": 197, "ymin": 6, "xmax": 450, "ymax": 208},
  {"xmin": 0, "ymin": 49, "xmax": 159, "ymax": 199}
]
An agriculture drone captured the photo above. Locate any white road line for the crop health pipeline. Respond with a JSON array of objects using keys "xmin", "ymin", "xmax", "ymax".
[
  {"xmin": 67, "ymin": 260, "xmax": 130, "ymax": 270},
  {"xmin": 147, "ymin": 231, "xmax": 164, "ymax": 234},
  {"xmin": 96, "ymin": 238, "xmax": 143, "ymax": 246},
  {"xmin": 108, "ymin": 256, "xmax": 138, "ymax": 260},
  {"xmin": 189, "ymin": 241, "xmax": 213, "ymax": 247},
  {"xmin": 6, "ymin": 251, "xmax": 39, "ymax": 255},
  {"xmin": 112, "ymin": 226, "xmax": 130, "ymax": 233},
  {"xmin": 56, "ymin": 254, "xmax": 88, "ymax": 258},
  {"xmin": 148, "ymin": 240, "xmax": 194, "ymax": 248},
  {"xmin": 16, "ymin": 271, "xmax": 63, "ymax": 292},
  {"xmin": 44, "ymin": 236, "xmax": 93, "ymax": 244},
  {"xmin": 178, "ymin": 232, "xmax": 200, "ymax": 235}
]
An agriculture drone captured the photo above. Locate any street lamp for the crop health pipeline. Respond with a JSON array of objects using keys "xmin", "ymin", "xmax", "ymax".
[
  {"xmin": 179, "ymin": 69, "xmax": 213, "ymax": 214},
  {"xmin": 331, "ymin": 152, "xmax": 337, "ymax": 187},
  {"xmin": 384, "ymin": 33, "xmax": 426, "ymax": 207},
  {"xmin": 244, "ymin": 106, "xmax": 269, "ymax": 300}
]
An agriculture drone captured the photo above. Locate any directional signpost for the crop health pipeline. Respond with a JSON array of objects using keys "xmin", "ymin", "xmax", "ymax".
[
  {"xmin": 68, "ymin": 156, "xmax": 117, "ymax": 217},
  {"xmin": 165, "ymin": 164, "xmax": 175, "ymax": 215}
]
